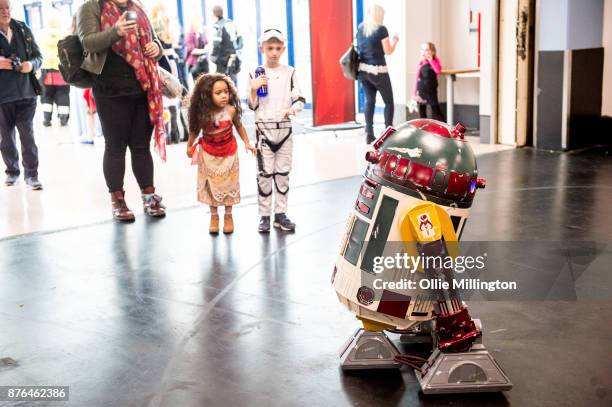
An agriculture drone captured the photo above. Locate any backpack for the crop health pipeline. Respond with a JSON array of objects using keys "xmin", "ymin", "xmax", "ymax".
[
  {"xmin": 57, "ymin": 34, "xmax": 93, "ymax": 89},
  {"xmin": 211, "ymin": 18, "xmax": 243, "ymax": 62},
  {"xmin": 57, "ymin": 0, "xmax": 105, "ymax": 89}
]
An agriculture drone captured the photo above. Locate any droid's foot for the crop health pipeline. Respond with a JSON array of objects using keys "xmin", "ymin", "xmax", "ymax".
[
  {"xmin": 416, "ymin": 345, "xmax": 513, "ymax": 394},
  {"xmin": 339, "ymin": 328, "xmax": 400, "ymax": 370}
]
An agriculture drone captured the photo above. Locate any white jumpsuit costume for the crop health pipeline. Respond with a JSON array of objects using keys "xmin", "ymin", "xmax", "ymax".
[{"xmin": 248, "ymin": 64, "xmax": 305, "ymax": 216}]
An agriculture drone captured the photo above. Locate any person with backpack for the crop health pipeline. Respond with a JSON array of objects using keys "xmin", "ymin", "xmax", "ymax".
[
  {"xmin": 76, "ymin": 0, "xmax": 167, "ymax": 221},
  {"xmin": 0, "ymin": 0, "xmax": 43, "ymax": 189},
  {"xmin": 210, "ymin": 5, "xmax": 242, "ymax": 82}
]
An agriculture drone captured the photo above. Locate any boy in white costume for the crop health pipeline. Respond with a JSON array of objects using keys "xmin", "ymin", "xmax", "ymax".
[{"xmin": 248, "ymin": 29, "xmax": 305, "ymax": 232}]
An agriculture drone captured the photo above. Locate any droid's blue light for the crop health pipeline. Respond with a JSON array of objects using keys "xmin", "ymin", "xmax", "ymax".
[{"xmin": 470, "ymin": 179, "xmax": 476, "ymax": 194}]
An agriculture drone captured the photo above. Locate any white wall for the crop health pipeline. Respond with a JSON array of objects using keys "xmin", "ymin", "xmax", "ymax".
[
  {"xmin": 439, "ymin": 0, "xmax": 479, "ymax": 105},
  {"xmin": 404, "ymin": 0, "xmax": 442, "ymax": 104},
  {"xmin": 538, "ymin": 0, "xmax": 568, "ymax": 51},
  {"xmin": 497, "ymin": 0, "xmax": 518, "ymax": 145},
  {"xmin": 566, "ymin": 0, "xmax": 604, "ymax": 50},
  {"xmin": 602, "ymin": 0, "xmax": 612, "ymax": 115},
  {"xmin": 479, "ymin": 0, "xmax": 497, "ymax": 117},
  {"xmin": 292, "ymin": 0, "xmax": 312, "ymax": 105}
]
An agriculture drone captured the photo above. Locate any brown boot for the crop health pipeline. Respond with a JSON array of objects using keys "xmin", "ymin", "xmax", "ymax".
[
  {"xmin": 110, "ymin": 191, "xmax": 135, "ymax": 222},
  {"xmin": 223, "ymin": 214, "xmax": 234, "ymax": 234},
  {"xmin": 141, "ymin": 186, "xmax": 166, "ymax": 217},
  {"xmin": 209, "ymin": 214, "xmax": 220, "ymax": 234}
]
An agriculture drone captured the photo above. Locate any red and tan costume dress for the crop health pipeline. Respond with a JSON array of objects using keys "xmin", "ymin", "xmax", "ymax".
[{"xmin": 196, "ymin": 106, "xmax": 240, "ymax": 206}]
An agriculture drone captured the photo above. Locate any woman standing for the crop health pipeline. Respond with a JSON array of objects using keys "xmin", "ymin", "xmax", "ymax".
[
  {"xmin": 184, "ymin": 17, "xmax": 208, "ymax": 82},
  {"xmin": 413, "ymin": 42, "xmax": 444, "ymax": 121},
  {"xmin": 77, "ymin": 0, "xmax": 166, "ymax": 221},
  {"xmin": 356, "ymin": 4, "xmax": 399, "ymax": 144}
]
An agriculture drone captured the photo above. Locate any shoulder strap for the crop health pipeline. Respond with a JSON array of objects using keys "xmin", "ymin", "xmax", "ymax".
[{"xmin": 12, "ymin": 21, "xmax": 31, "ymax": 57}]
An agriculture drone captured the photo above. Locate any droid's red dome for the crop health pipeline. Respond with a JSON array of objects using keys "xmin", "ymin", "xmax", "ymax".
[{"xmin": 365, "ymin": 119, "xmax": 485, "ymax": 209}]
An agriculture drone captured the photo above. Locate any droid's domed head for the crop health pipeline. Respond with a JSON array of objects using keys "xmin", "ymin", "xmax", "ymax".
[{"xmin": 364, "ymin": 119, "xmax": 486, "ymax": 209}]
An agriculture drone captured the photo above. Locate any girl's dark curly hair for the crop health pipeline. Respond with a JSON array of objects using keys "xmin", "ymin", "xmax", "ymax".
[{"xmin": 188, "ymin": 73, "xmax": 242, "ymax": 135}]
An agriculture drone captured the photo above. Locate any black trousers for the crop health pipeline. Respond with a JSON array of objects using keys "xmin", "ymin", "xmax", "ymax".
[
  {"xmin": 93, "ymin": 92, "xmax": 154, "ymax": 193},
  {"xmin": 41, "ymin": 84, "xmax": 70, "ymax": 124},
  {"xmin": 418, "ymin": 93, "xmax": 444, "ymax": 122},
  {"xmin": 215, "ymin": 56, "xmax": 237, "ymax": 82},
  {"xmin": 359, "ymin": 72, "xmax": 394, "ymax": 138},
  {"xmin": 0, "ymin": 98, "xmax": 38, "ymax": 178}
]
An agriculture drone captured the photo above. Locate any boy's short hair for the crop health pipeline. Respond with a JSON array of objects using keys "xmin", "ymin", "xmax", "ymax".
[{"xmin": 259, "ymin": 29, "xmax": 286, "ymax": 46}]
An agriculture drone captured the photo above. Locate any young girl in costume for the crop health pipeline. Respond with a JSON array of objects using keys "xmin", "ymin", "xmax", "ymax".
[
  {"xmin": 187, "ymin": 73, "xmax": 256, "ymax": 234},
  {"xmin": 412, "ymin": 42, "xmax": 444, "ymax": 121}
]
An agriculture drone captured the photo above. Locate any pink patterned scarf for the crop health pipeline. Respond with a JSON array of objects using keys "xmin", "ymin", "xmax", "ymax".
[{"xmin": 100, "ymin": 0, "xmax": 166, "ymax": 161}]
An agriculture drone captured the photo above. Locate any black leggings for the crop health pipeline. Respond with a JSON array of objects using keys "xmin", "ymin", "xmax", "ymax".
[
  {"xmin": 359, "ymin": 72, "xmax": 394, "ymax": 137},
  {"xmin": 93, "ymin": 92, "xmax": 154, "ymax": 193},
  {"xmin": 418, "ymin": 93, "xmax": 444, "ymax": 122}
]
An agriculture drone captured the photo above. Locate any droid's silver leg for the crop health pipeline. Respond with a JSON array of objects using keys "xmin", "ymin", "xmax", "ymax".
[
  {"xmin": 339, "ymin": 328, "xmax": 401, "ymax": 370},
  {"xmin": 396, "ymin": 321, "xmax": 435, "ymax": 345},
  {"xmin": 415, "ymin": 320, "xmax": 512, "ymax": 394}
]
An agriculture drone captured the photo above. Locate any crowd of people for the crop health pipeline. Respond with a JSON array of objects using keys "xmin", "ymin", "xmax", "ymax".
[{"xmin": 1, "ymin": 0, "xmax": 443, "ymax": 233}]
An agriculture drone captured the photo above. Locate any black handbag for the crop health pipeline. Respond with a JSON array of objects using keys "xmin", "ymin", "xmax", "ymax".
[
  {"xmin": 57, "ymin": 34, "xmax": 93, "ymax": 89},
  {"xmin": 339, "ymin": 45, "xmax": 359, "ymax": 81}
]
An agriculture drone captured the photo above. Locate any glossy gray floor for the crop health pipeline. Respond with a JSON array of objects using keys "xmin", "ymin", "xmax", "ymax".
[{"xmin": 1, "ymin": 148, "xmax": 611, "ymax": 407}]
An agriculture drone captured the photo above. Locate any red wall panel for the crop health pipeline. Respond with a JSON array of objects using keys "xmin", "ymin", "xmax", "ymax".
[{"xmin": 309, "ymin": 0, "xmax": 355, "ymax": 126}]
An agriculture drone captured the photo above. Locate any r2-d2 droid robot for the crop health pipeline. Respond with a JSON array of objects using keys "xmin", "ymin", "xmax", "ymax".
[{"xmin": 331, "ymin": 119, "xmax": 512, "ymax": 394}]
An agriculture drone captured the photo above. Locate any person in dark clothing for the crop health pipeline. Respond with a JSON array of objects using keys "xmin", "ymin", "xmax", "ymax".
[
  {"xmin": 413, "ymin": 42, "xmax": 444, "ymax": 122},
  {"xmin": 356, "ymin": 4, "xmax": 399, "ymax": 144},
  {"xmin": 40, "ymin": 16, "xmax": 70, "ymax": 127},
  {"xmin": 211, "ymin": 5, "xmax": 241, "ymax": 82},
  {"xmin": 0, "ymin": 0, "xmax": 43, "ymax": 189},
  {"xmin": 77, "ymin": 0, "xmax": 167, "ymax": 221}
]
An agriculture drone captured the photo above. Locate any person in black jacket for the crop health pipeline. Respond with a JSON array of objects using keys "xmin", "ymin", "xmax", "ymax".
[
  {"xmin": 211, "ymin": 5, "xmax": 241, "ymax": 83},
  {"xmin": 0, "ymin": 0, "xmax": 43, "ymax": 189}
]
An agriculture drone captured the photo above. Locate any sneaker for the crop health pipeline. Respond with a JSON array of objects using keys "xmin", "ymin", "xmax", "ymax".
[
  {"xmin": 42, "ymin": 120, "xmax": 51, "ymax": 127},
  {"xmin": 258, "ymin": 216, "xmax": 271, "ymax": 233},
  {"xmin": 25, "ymin": 177, "xmax": 43, "ymax": 190},
  {"xmin": 273, "ymin": 213, "xmax": 296, "ymax": 232},
  {"xmin": 5, "ymin": 174, "xmax": 18, "ymax": 186},
  {"xmin": 141, "ymin": 187, "xmax": 166, "ymax": 217}
]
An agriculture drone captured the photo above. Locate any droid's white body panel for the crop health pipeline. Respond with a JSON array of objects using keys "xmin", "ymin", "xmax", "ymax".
[{"xmin": 332, "ymin": 183, "xmax": 471, "ymax": 329}]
